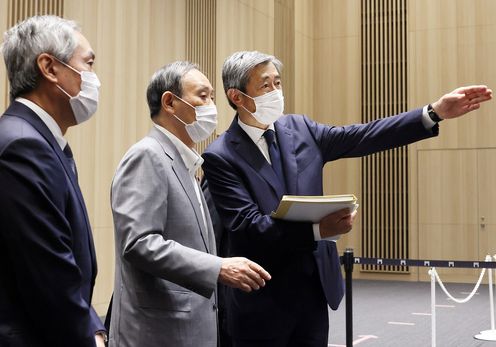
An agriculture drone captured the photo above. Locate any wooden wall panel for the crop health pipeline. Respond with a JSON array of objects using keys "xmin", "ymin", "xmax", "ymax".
[
  {"xmin": 478, "ymin": 149, "xmax": 496, "ymax": 259},
  {"xmin": 360, "ymin": 0, "xmax": 410, "ymax": 273},
  {"xmin": 294, "ymin": 0, "xmax": 314, "ymax": 115},
  {"xmin": 409, "ymin": 0, "xmax": 496, "ymax": 150},
  {"xmin": 418, "ymin": 149, "xmax": 479, "ymax": 282},
  {"xmin": 274, "ymin": 0, "xmax": 295, "ymax": 113},
  {"xmin": 313, "ymin": 0, "xmax": 362, "ymax": 260},
  {"xmin": 215, "ymin": 0, "xmax": 274, "ymax": 132}
]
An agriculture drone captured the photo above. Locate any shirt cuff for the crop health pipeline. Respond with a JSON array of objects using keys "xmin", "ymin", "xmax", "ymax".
[
  {"xmin": 96, "ymin": 330, "xmax": 108, "ymax": 343},
  {"xmin": 421, "ymin": 105, "xmax": 437, "ymax": 129},
  {"xmin": 313, "ymin": 223, "xmax": 322, "ymax": 241}
]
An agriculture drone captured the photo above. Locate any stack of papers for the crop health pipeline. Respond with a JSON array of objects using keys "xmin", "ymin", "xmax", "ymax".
[{"xmin": 271, "ymin": 194, "xmax": 358, "ymax": 223}]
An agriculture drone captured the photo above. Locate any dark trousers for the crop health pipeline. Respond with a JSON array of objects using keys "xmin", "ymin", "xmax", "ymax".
[{"xmin": 231, "ymin": 268, "xmax": 329, "ymax": 347}]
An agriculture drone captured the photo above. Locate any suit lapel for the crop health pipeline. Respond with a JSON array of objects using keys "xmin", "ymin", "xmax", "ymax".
[
  {"xmin": 274, "ymin": 121, "xmax": 298, "ymax": 195},
  {"xmin": 3, "ymin": 102, "xmax": 97, "ymax": 274},
  {"xmin": 148, "ymin": 127, "xmax": 211, "ymax": 253},
  {"xmin": 227, "ymin": 117, "xmax": 285, "ymax": 198}
]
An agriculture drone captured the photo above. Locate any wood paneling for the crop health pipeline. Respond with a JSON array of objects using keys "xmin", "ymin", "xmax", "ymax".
[
  {"xmin": 215, "ymin": 0, "xmax": 275, "ymax": 132},
  {"xmin": 294, "ymin": 0, "xmax": 314, "ymax": 115},
  {"xmin": 360, "ymin": 0, "xmax": 409, "ymax": 273},
  {"xmin": 313, "ymin": 0, "xmax": 362, "ymax": 261},
  {"xmin": 274, "ymin": 0, "xmax": 295, "ymax": 113},
  {"xmin": 7, "ymin": 0, "xmax": 63, "ymax": 25},
  {"xmin": 409, "ymin": 0, "xmax": 496, "ymax": 150}
]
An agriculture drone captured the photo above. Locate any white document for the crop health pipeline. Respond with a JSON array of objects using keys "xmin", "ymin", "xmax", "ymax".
[{"xmin": 271, "ymin": 194, "xmax": 359, "ymax": 241}]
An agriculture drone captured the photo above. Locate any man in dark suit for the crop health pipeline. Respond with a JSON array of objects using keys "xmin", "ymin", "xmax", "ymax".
[
  {"xmin": 0, "ymin": 15, "xmax": 106, "ymax": 346},
  {"xmin": 202, "ymin": 50, "xmax": 492, "ymax": 347}
]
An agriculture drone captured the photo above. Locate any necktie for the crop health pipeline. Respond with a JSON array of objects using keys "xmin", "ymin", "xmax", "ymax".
[
  {"xmin": 63, "ymin": 143, "xmax": 78, "ymax": 180},
  {"xmin": 263, "ymin": 129, "xmax": 285, "ymax": 187}
]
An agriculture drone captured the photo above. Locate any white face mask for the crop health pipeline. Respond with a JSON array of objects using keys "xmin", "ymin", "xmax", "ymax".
[
  {"xmin": 173, "ymin": 95, "xmax": 218, "ymax": 143},
  {"xmin": 55, "ymin": 58, "xmax": 101, "ymax": 124},
  {"xmin": 240, "ymin": 89, "xmax": 284, "ymax": 125}
]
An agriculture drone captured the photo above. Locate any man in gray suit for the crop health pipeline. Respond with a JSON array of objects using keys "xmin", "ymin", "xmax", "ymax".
[{"xmin": 109, "ymin": 61, "xmax": 271, "ymax": 347}]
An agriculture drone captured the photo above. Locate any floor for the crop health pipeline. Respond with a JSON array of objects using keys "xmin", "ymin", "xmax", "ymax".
[{"xmin": 328, "ymin": 280, "xmax": 496, "ymax": 347}]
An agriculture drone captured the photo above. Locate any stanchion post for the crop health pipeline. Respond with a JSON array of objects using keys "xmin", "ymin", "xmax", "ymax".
[{"xmin": 343, "ymin": 248, "xmax": 354, "ymax": 347}]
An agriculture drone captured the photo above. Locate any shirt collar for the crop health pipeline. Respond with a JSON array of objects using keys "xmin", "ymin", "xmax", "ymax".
[
  {"xmin": 153, "ymin": 123, "xmax": 203, "ymax": 174},
  {"xmin": 15, "ymin": 97, "xmax": 67, "ymax": 150},
  {"xmin": 237, "ymin": 116, "xmax": 275, "ymax": 144}
]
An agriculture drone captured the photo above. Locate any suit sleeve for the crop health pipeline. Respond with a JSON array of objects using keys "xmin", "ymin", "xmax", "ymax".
[
  {"xmin": 202, "ymin": 150, "xmax": 316, "ymax": 261},
  {"xmin": 111, "ymin": 144, "xmax": 222, "ymax": 299},
  {"xmin": 305, "ymin": 108, "xmax": 438, "ymax": 162},
  {"xmin": 0, "ymin": 138, "xmax": 97, "ymax": 347}
]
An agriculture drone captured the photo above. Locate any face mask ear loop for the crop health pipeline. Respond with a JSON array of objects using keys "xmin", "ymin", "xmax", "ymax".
[
  {"xmin": 172, "ymin": 113, "xmax": 189, "ymax": 127},
  {"xmin": 55, "ymin": 84, "xmax": 73, "ymax": 98},
  {"xmin": 52, "ymin": 56, "xmax": 82, "ymax": 76},
  {"xmin": 171, "ymin": 94, "xmax": 198, "ymax": 125},
  {"xmin": 237, "ymin": 90, "xmax": 256, "ymax": 114},
  {"xmin": 241, "ymin": 105, "xmax": 254, "ymax": 117},
  {"xmin": 173, "ymin": 94, "xmax": 196, "ymax": 111}
]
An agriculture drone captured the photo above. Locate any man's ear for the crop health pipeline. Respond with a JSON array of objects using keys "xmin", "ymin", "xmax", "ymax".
[
  {"xmin": 36, "ymin": 53, "xmax": 59, "ymax": 83},
  {"xmin": 161, "ymin": 91, "xmax": 175, "ymax": 114},
  {"xmin": 227, "ymin": 88, "xmax": 242, "ymax": 108}
]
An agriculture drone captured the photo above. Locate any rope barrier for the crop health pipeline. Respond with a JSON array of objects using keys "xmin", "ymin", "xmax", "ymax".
[
  {"xmin": 339, "ymin": 252, "xmax": 496, "ymax": 347},
  {"xmin": 429, "ymin": 266, "xmax": 487, "ymax": 304}
]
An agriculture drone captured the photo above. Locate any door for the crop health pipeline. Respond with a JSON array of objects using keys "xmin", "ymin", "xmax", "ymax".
[
  {"xmin": 478, "ymin": 149, "xmax": 496, "ymax": 260},
  {"xmin": 418, "ymin": 149, "xmax": 481, "ymax": 282}
]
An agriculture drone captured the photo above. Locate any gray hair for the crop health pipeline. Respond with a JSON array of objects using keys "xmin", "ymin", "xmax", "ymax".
[
  {"xmin": 222, "ymin": 51, "xmax": 282, "ymax": 109},
  {"xmin": 1, "ymin": 15, "xmax": 80, "ymax": 101},
  {"xmin": 146, "ymin": 61, "xmax": 198, "ymax": 118}
]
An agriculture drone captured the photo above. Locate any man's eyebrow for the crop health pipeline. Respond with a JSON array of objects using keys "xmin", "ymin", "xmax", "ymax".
[
  {"xmin": 260, "ymin": 73, "xmax": 281, "ymax": 81},
  {"xmin": 85, "ymin": 51, "xmax": 95, "ymax": 60},
  {"xmin": 196, "ymin": 84, "xmax": 214, "ymax": 92}
]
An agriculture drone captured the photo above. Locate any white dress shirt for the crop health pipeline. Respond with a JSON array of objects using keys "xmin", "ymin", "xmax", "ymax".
[{"xmin": 238, "ymin": 119, "xmax": 275, "ymax": 164}]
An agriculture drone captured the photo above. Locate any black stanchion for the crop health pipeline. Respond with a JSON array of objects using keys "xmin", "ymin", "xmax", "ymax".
[{"xmin": 342, "ymin": 248, "xmax": 354, "ymax": 347}]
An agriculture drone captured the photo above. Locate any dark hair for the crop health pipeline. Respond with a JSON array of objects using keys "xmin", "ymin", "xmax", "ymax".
[{"xmin": 146, "ymin": 61, "xmax": 198, "ymax": 117}]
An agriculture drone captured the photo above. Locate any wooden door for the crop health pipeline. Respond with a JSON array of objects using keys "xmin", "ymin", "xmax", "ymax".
[
  {"xmin": 478, "ymin": 149, "xmax": 496, "ymax": 260},
  {"xmin": 418, "ymin": 149, "xmax": 479, "ymax": 282}
]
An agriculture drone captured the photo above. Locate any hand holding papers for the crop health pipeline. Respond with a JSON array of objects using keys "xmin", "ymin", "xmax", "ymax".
[
  {"xmin": 271, "ymin": 194, "xmax": 359, "ymax": 241},
  {"xmin": 271, "ymin": 194, "xmax": 358, "ymax": 222}
]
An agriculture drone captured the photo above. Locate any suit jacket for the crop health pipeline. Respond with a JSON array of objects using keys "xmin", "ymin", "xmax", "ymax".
[
  {"xmin": 0, "ymin": 102, "xmax": 104, "ymax": 346},
  {"xmin": 202, "ymin": 110, "xmax": 437, "ymax": 339},
  {"xmin": 109, "ymin": 127, "xmax": 222, "ymax": 347}
]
